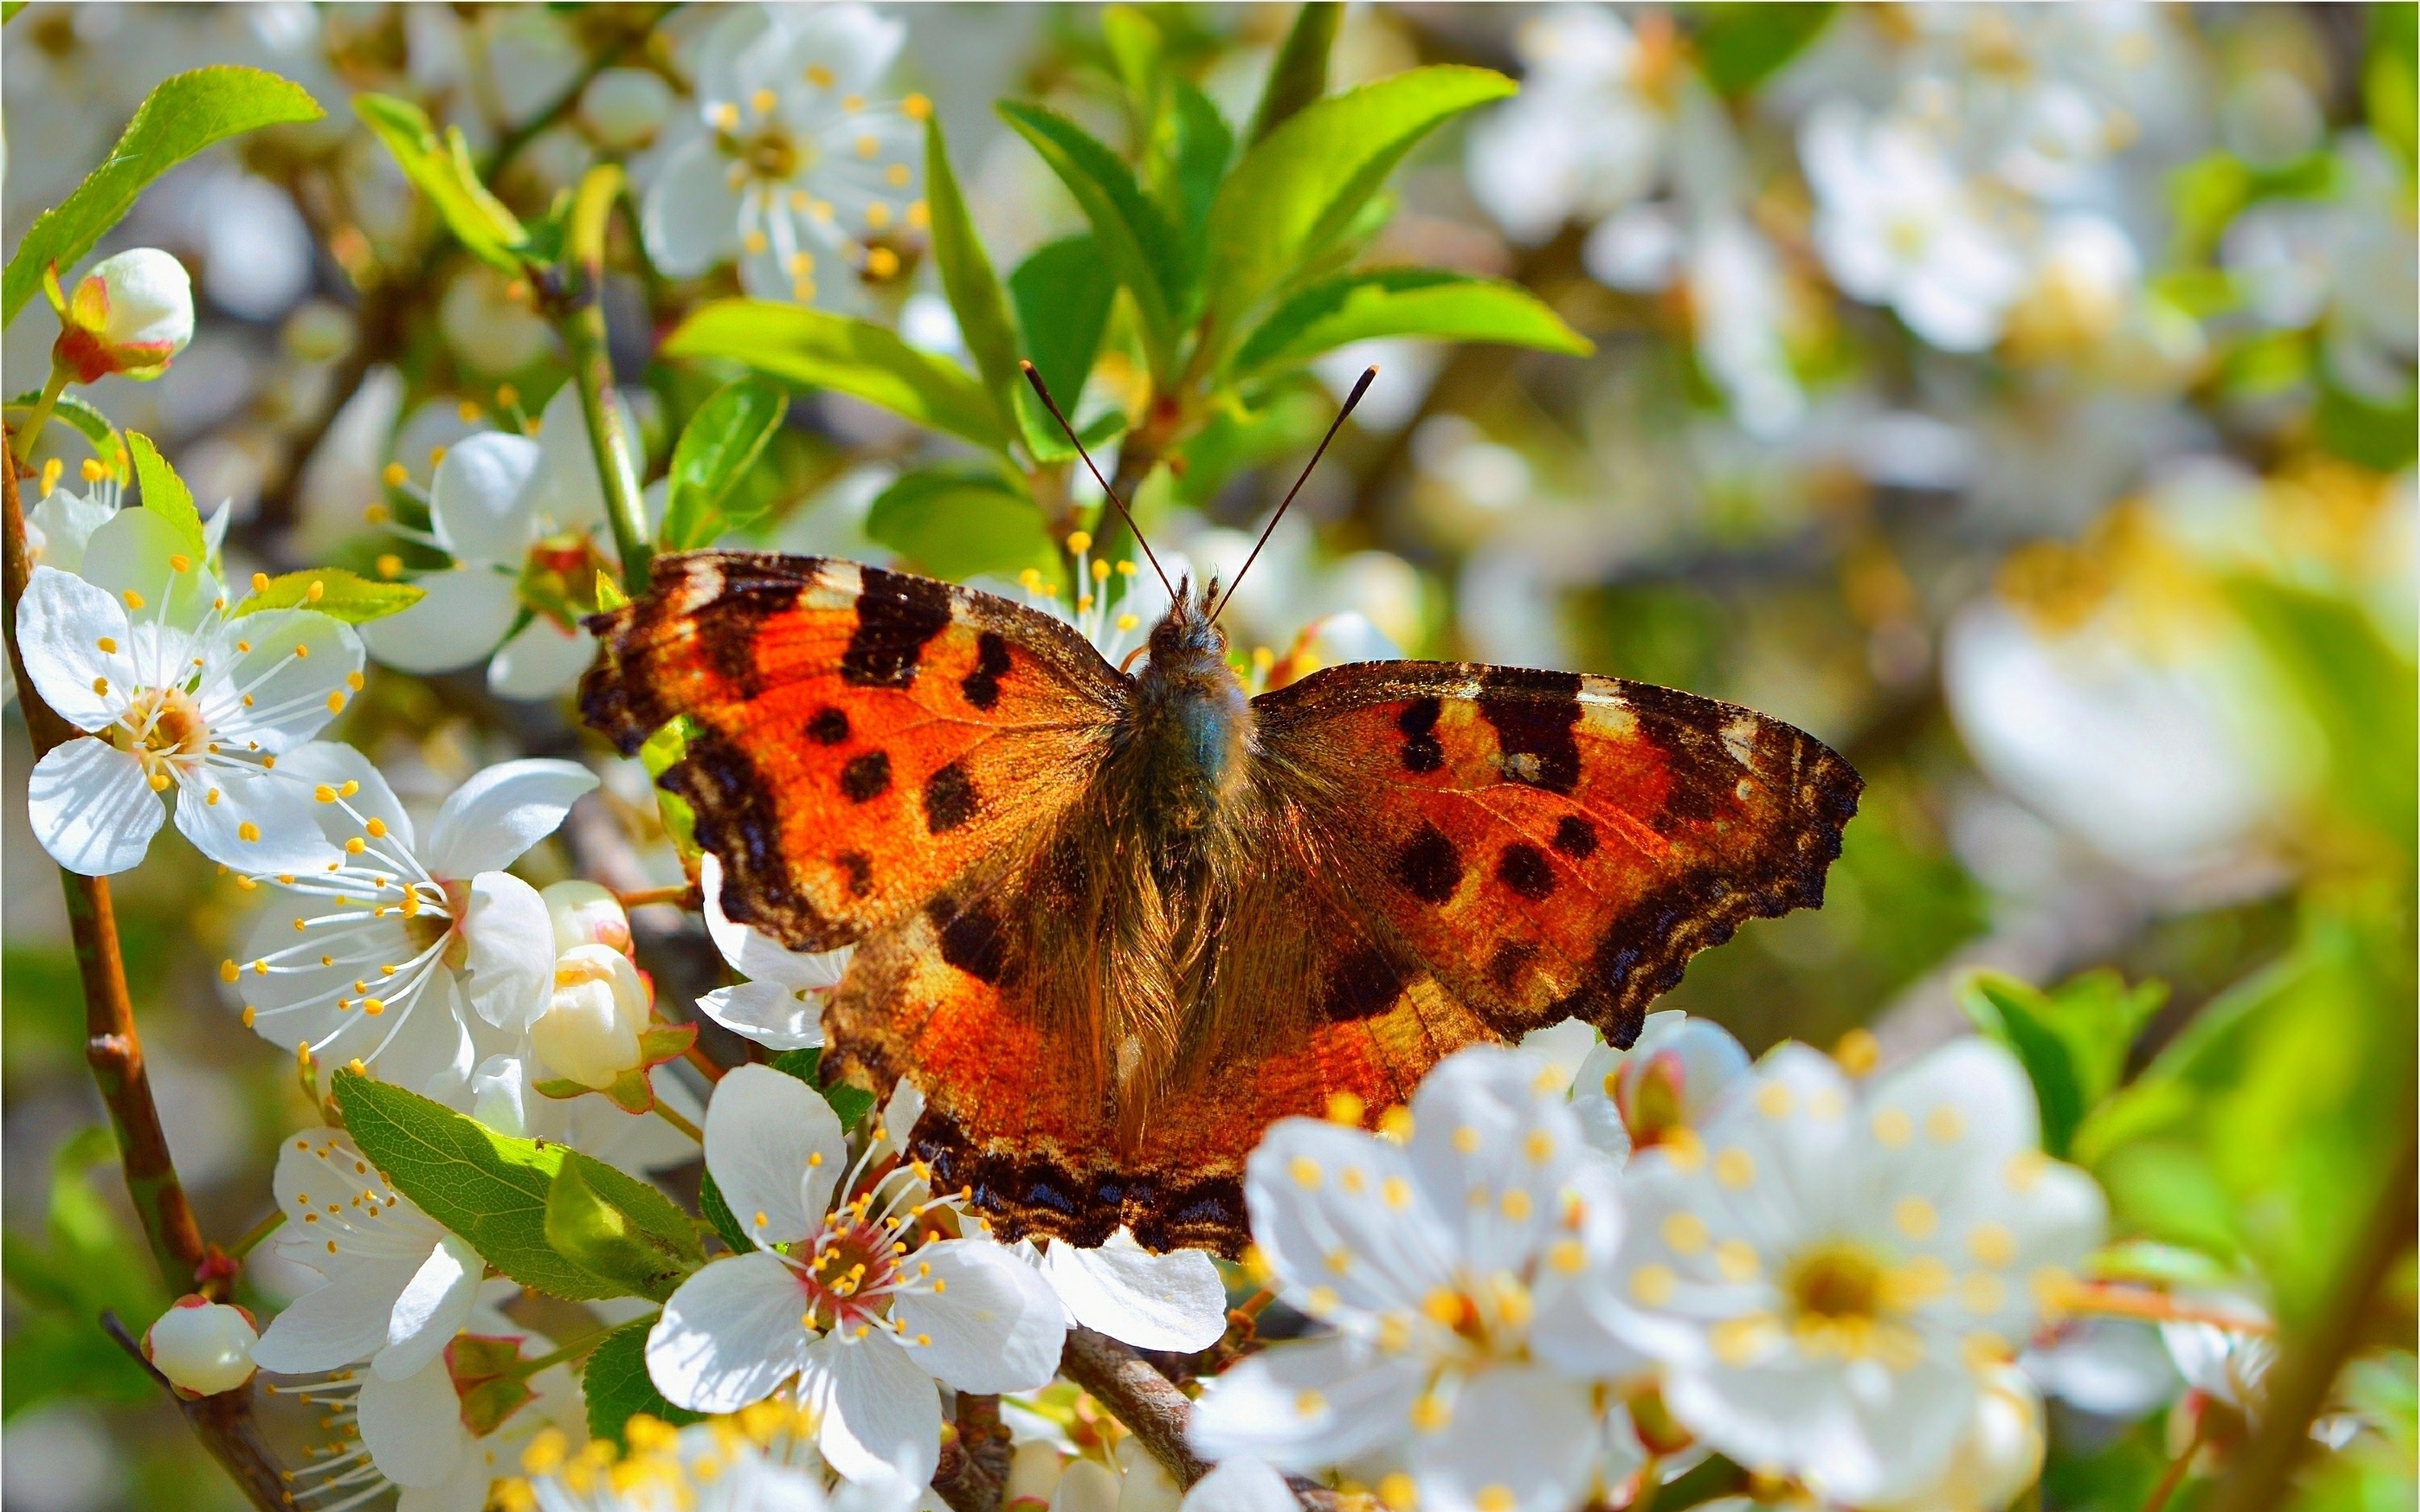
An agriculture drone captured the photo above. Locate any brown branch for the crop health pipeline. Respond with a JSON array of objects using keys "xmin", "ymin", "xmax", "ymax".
[
  {"xmin": 933, "ymin": 1393, "xmax": 1011, "ymax": 1512},
  {"xmin": 1059, "ymin": 1327, "xmax": 1212, "ymax": 1487},
  {"xmin": 2203, "ymin": 1069, "xmax": 2418, "ymax": 1512},
  {"xmin": 7, "ymin": 436, "xmax": 288, "ymax": 1507}
]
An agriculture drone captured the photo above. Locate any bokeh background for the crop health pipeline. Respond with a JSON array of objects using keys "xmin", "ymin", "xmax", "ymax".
[{"xmin": 3, "ymin": 5, "xmax": 2413, "ymax": 1509}]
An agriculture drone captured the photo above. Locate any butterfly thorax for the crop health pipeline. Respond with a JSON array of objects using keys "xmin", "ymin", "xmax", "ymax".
[{"xmin": 1121, "ymin": 596, "xmax": 1254, "ymax": 843}]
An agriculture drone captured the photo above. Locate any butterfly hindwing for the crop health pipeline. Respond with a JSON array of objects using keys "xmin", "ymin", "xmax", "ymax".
[
  {"xmin": 1253, "ymin": 662, "xmax": 1863, "ymax": 1050},
  {"xmin": 581, "ymin": 552, "xmax": 1122, "ymax": 950}
]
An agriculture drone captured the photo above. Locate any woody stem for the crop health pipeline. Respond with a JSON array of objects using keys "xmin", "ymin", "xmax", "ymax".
[
  {"xmin": 557, "ymin": 163, "xmax": 653, "ymax": 594},
  {"xmin": 1058, "ymin": 1327, "xmax": 1211, "ymax": 1487}
]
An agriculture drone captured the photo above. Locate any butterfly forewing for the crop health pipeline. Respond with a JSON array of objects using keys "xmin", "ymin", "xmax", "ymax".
[{"xmin": 581, "ymin": 552, "xmax": 1121, "ymax": 951}]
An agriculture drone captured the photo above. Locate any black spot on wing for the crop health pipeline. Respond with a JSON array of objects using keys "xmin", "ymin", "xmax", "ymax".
[
  {"xmin": 839, "ymin": 751, "xmax": 892, "ymax": 803},
  {"xmin": 931, "ymin": 896, "xmax": 1009, "ymax": 984},
  {"xmin": 1497, "ymin": 842, "xmax": 1556, "ymax": 901},
  {"xmin": 806, "ymin": 706, "xmax": 851, "ymax": 745},
  {"xmin": 1616, "ymin": 681, "xmax": 1745, "ymax": 827},
  {"xmin": 924, "ymin": 761, "xmax": 978, "ymax": 833},
  {"xmin": 1396, "ymin": 695, "xmax": 1444, "ymax": 774},
  {"xmin": 1552, "ymin": 815, "xmax": 1599, "ymax": 859},
  {"xmin": 1477, "ymin": 667, "xmax": 1583, "ymax": 794},
  {"xmin": 1392, "ymin": 822, "xmax": 1465, "ymax": 905},
  {"xmin": 1486, "ymin": 940, "xmax": 1538, "ymax": 992},
  {"xmin": 841, "ymin": 566, "xmax": 954, "ymax": 688},
  {"xmin": 960, "ymin": 632, "xmax": 1012, "ymax": 710},
  {"xmin": 836, "ymin": 851, "xmax": 873, "ymax": 897},
  {"xmin": 1323, "ymin": 947, "xmax": 1410, "ymax": 1021}
]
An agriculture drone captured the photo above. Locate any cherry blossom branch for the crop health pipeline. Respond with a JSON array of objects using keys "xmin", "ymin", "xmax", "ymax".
[
  {"xmin": 2, "ymin": 436, "xmax": 204, "ymax": 1289},
  {"xmin": 1058, "ymin": 1327, "xmax": 1212, "ymax": 1487},
  {"xmin": 2203, "ymin": 1087, "xmax": 2418, "ymax": 1512}
]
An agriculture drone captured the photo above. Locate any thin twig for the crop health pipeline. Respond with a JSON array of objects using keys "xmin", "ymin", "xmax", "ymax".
[
  {"xmin": 1058, "ymin": 1327, "xmax": 1212, "ymax": 1487},
  {"xmin": 934, "ymin": 1393, "xmax": 1010, "ymax": 1512}
]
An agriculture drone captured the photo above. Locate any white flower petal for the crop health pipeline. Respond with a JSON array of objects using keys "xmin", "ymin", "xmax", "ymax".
[
  {"xmin": 780, "ymin": 4, "xmax": 905, "ymax": 97},
  {"xmin": 893, "ymin": 1239, "xmax": 1066, "ymax": 1394},
  {"xmin": 1245, "ymin": 1117, "xmax": 1455, "ymax": 1319},
  {"xmin": 249, "ymin": 1261, "xmax": 425, "ymax": 1373},
  {"xmin": 358, "ymin": 565, "xmax": 520, "ymax": 675},
  {"xmin": 802, "ymin": 1329, "xmax": 943, "ymax": 1488},
  {"xmin": 642, "ymin": 133, "xmax": 744, "ymax": 276},
  {"xmin": 530, "ymin": 383, "xmax": 632, "ymax": 534},
  {"xmin": 1406, "ymin": 1046, "xmax": 1597, "ymax": 1277},
  {"xmin": 1179, "ymin": 1460, "xmax": 1300, "ymax": 1512},
  {"xmin": 275, "ymin": 741, "xmax": 418, "ymax": 854},
  {"xmin": 1040, "ymin": 1230, "xmax": 1229, "ymax": 1353},
  {"xmin": 460, "ymin": 870, "xmax": 557, "ymax": 1031},
  {"xmin": 15, "ymin": 566, "xmax": 135, "ymax": 730},
  {"xmin": 487, "ymin": 615, "xmax": 597, "ymax": 701},
  {"xmin": 203, "ymin": 609, "xmax": 364, "ymax": 753},
  {"xmin": 647, "ymin": 1251, "xmax": 817, "ymax": 1413},
  {"xmin": 27, "ymin": 485, "xmax": 118, "ymax": 576},
  {"xmin": 81, "ymin": 505, "xmax": 222, "ymax": 632},
  {"xmin": 705, "ymin": 1064, "xmax": 845, "ymax": 1246},
  {"xmin": 425, "ymin": 758, "xmax": 599, "ymax": 877},
  {"xmin": 174, "ymin": 765, "xmax": 341, "ymax": 876},
  {"xmin": 1188, "ymin": 1333, "xmax": 1428, "ymax": 1473},
  {"xmin": 703, "ymin": 852, "xmax": 852, "ymax": 992},
  {"xmin": 357, "ymin": 1357, "xmax": 468, "ymax": 1489},
  {"xmin": 429, "ymin": 431, "xmax": 544, "ymax": 565},
  {"xmin": 698, "ymin": 980, "xmax": 827, "ymax": 1051},
  {"xmin": 27, "ymin": 737, "xmax": 164, "ymax": 876},
  {"xmin": 374, "ymin": 1232, "xmax": 484, "ymax": 1380},
  {"xmin": 1407, "ymin": 1367, "xmax": 1600, "ymax": 1512}
]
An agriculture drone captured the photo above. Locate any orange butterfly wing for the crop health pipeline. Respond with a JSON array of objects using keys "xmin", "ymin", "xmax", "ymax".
[
  {"xmin": 581, "ymin": 553, "xmax": 1121, "ymax": 948},
  {"xmin": 1253, "ymin": 662, "xmax": 1863, "ymax": 1051}
]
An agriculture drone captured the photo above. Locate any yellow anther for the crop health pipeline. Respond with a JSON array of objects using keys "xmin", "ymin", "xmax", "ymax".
[
  {"xmin": 1714, "ymin": 1147, "xmax": 1756, "ymax": 1188},
  {"xmin": 1324, "ymin": 1091, "xmax": 1365, "ymax": 1126},
  {"xmin": 1065, "ymin": 530, "xmax": 1092, "ymax": 554},
  {"xmin": 1631, "ymin": 1263, "xmax": 1677, "ymax": 1306},
  {"xmin": 903, "ymin": 93, "xmax": 932, "ymax": 119},
  {"xmin": 169, "ymin": 553, "xmax": 193, "ymax": 574},
  {"xmin": 1289, "ymin": 1155, "xmax": 1322, "ymax": 1189},
  {"xmin": 750, "ymin": 87, "xmax": 777, "ymax": 115},
  {"xmin": 1872, "ymin": 1108, "xmax": 1914, "ymax": 1149},
  {"xmin": 805, "ymin": 64, "xmax": 835, "ymax": 88},
  {"xmin": 239, "ymin": 822, "xmax": 262, "ymax": 843},
  {"xmin": 81, "ymin": 458, "xmax": 107, "ymax": 483},
  {"xmin": 122, "ymin": 589, "xmax": 145, "ymax": 610},
  {"xmin": 1452, "ymin": 1125, "xmax": 1481, "ymax": 1154},
  {"xmin": 1834, "ymin": 1026, "xmax": 1881, "ymax": 1075},
  {"xmin": 381, "ymin": 462, "xmax": 410, "ymax": 487}
]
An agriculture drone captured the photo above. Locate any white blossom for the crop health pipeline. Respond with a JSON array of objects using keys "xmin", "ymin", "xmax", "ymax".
[
  {"xmin": 698, "ymin": 852, "xmax": 847, "ymax": 1051},
  {"xmin": 18, "ymin": 507, "xmax": 361, "ymax": 876},
  {"xmin": 639, "ymin": 3, "xmax": 926, "ymax": 311},
  {"xmin": 1592, "ymin": 1041, "xmax": 2104, "ymax": 1506},
  {"xmin": 358, "ymin": 385, "xmax": 636, "ymax": 700},
  {"xmin": 645, "ymin": 1065, "xmax": 1067, "ymax": 1485},
  {"xmin": 1017, "ymin": 1229, "xmax": 1231, "ymax": 1355},
  {"xmin": 1190, "ymin": 1046, "xmax": 1639, "ymax": 1512},
  {"xmin": 143, "ymin": 1297, "xmax": 259, "ymax": 1398},
  {"xmin": 223, "ymin": 749, "xmax": 597, "ymax": 1106}
]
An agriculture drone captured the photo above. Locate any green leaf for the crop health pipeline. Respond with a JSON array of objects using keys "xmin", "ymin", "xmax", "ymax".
[
  {"xmin": 924, "ymin": 116, "xmax": 1026, "ymax": 441},
  {"xmin": 4, "ymin": 391, "xmax": 126, "ymax": 478},
  {"xmin": 545, "ymin": 1157, "xmax": 702, "ymax": 1303},
  {"xmin": 763, "ymin": 1046, "xmax": 876, "ymax": 1132},
  {"xmin": 769, "ymin": 1047, "xmax": 823, "ymax": 1083},
  {"xmin": 1692, "ymin": 4, "xmax": 1838, "ymax": 97},
  {"xmin": 582, "ymin": 1318, "xmax": 701, "ymax": 1448},
  {"xmin": 2227, "ymin": 574, "xmax": 2417, "ymax": 847},
  {"xmin": 1246, "ymin": 2, "xmax": 1342, "ymax": 145},
  {"xmin": 3, "ymin": 67, "xmax": 323, "ymax": 326},
  {"xmin": 865, "ymin": 464, "xmax": 1058, "ymax": 582},
  {"xmin": 1009, "ymin": 235, "xmax": 1117, "ymax": 459},
  {"xmin": 660, "ymin": 379, "xmax": 789, "ymax": 550},
  {"xmin": 334, "ymin": 1071, "xmax": 686, "ymax": 1301},
  {"xmin": 662, "ymin": 300, "xmax": 1008, "ymax": 454},
  {"xmin": 596, "ymin": 572, "xmax": 630, "ymax": 611},
  {"xmin": 824, "ymin": 1082, "xmax": 877, "ymax": 1135},
  {"xmin": 354, "ymin": 93, "xmax": 529, "ymax": 274},
  {"xmin": 998, "ymin": 101, "xmax": 1191, "ymax": 376},
  {"xmin": 126, "ymin": 431, "xmax": 207, "ymax": 564},
  {"xmin": 1229, "ymin": 267, "xmax": 1590, "ymax": 379},
  {"xmin": 639, "ymin": 715, "xmax": 701, "ymax": 860},
  {"xmin": 1148, "ymin": 81, "xmax": 1233, "ymax": 243},
  {"xmin": 233, "ymin": 567, "xmax": 426, "ymax": 624},
  {"xmin": 1203, "ymin": 66, "xmax": 1515, "ymax": 346},
  {"xmin": 696, "ymin": 1172, "xmax": 754, "ymax": 1256},
  {"xmin": 1957, "ymin": 974, "xmax": 2092, "ymax": 1159}
]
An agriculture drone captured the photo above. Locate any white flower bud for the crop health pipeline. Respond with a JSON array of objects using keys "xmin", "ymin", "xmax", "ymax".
[
  {"xmin": 541, "ymin": 878, "xmax": 632, "ymax": 955},
  {"xmin": 1050, "ymin": 1460, "xmax": 1121, "ymax": 1512},
  {"xmin": 1872, "ymin": 1365, "xmax": 2045, "ymax": 1512},
  {"xmin": 143, "ymin": 1296, "xmax": 258, "ymax": 1398},
  {"xmin": 531, "ymin": 943, "xmax": 649, "ymax": 1088},
  {"xmin": 1004, "ymin": 1440, "xmax": 1064, "ymax": 1507},
  {"xmin": 56, "ymin": 248, "xmax": 195, "ymax": 382}
]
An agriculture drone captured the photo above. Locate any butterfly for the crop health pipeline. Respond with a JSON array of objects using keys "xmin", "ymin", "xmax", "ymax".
[{"xmin": 581, "ymin": 374, "xmax": 1860, "ymax": 1257}]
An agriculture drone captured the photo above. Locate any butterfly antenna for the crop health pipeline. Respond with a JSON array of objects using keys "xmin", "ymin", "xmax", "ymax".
[
  {"xmin": 1020, "ymin": 361, "xmax": 1177, "ymax": 603},
  {"xmin": 1210, "ymin": 365, "xmax": 1376, "ymax": 623}
]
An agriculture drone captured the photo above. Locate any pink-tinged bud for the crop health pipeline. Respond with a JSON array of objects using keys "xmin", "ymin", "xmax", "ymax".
[
  {"xmin": 532, "ymin": 943, "xmax": 649, "ymax": 1088},
  {"xmin": 142, "ymin": 1295, "xmax": 259, "ymax": 1398},
  {"xmin": 540, "ymin": 879, "xmax": 632, "ymax": 955},
  {"xmin": 52, "ymin": 249, "xmax": 195, "ymax": 383}
]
